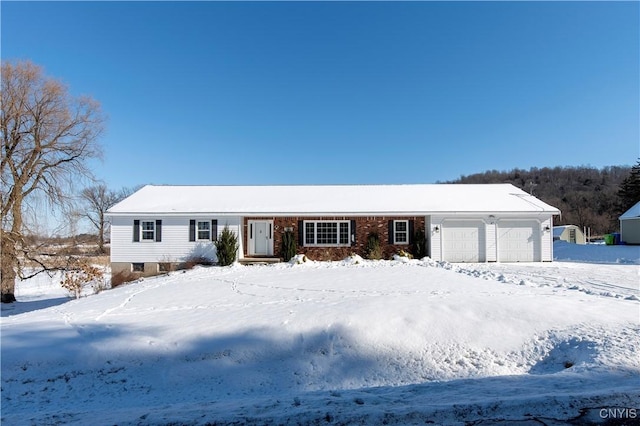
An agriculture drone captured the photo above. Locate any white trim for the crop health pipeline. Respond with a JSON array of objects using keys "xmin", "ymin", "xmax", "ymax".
[
  {"xmin": 247, "ymin": 220, "xmax": 274, "ymax": 256},
  {"xmin": 140, "ymin": 220, "xmax": 156, "ymax": 242},
  {"xmin": 393, "ymin": 220, "xmax": 409, "ymax": 245},
  {"xmin": 196, "ymin": 220, "xmax": 211, "ymax": 241}
]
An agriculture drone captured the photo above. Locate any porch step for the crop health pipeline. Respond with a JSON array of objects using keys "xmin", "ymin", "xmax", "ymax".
[{"xmin": 239, "ymin": 257, "xmax": 281, "ymax": 265}]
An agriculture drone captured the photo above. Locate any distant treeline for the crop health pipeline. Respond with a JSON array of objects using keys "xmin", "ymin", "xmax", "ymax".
[{"xmin": 444, "ymin": 165, "xmax": 633, "ymax": 236}]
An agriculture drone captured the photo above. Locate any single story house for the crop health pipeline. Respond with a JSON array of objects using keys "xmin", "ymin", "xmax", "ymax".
[
  {"xmin": 620, "ymin": 201, "xmax": 640, "ymax": 244},
  {"xmin": 105, "ymin": 184, "xmax": 560, "ymax": 276},
  {"xmin": 553, "ymin": 225, "xmax": 586, "ymax": 244}
]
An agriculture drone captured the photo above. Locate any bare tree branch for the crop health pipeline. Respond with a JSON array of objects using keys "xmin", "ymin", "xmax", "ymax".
[
  {"xmin": 79, "ymin": 184, "xmax": 124, "ymax": 253},
  {"xmin": 1, "ymin": 60, "xmax": 105, "ymax": 303}
]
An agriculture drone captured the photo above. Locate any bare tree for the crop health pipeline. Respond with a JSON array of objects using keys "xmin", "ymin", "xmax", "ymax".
[
  {"xmin": 78, "ymin": 184, "xmax": 143, "ymax": 254},
  {"xmin": 79, "ymin": 185, "xmax": 121, "ymax": 253},
  {"xmin": 1, "ymin": 60, "xmax": 104, "ymax": 303}
]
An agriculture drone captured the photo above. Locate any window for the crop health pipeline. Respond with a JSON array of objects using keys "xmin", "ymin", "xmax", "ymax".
[
  {"xmin": 393, "ymin": 220, "xmax": 409, "ymax": 244},
  {"xmin": 141, "ymin": 221, "xmax": 155, "ymax": 241},
  {"xmin": 134, "ymin": 219, "xmax": 161, "ymax": 242},
  {"xmin": 197, "ymin": 220, "xmax": 211, "ymax": 240},
  {"xmin": 189, "ymin": 219, "xmax": 217, "ymax": 242},
  {"xmin": 132, "ymin": 263, "xmax": 144, "ymax": 272},
  {"xmin": 304, "ymin": 221, "xmax": 350, "ymax": 246}
]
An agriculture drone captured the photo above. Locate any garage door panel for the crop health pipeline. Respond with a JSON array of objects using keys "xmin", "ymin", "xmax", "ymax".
[
  {"xmin": 442, "ymin": 220, "xmax": 485, "ymax": 263},
  {"xmin": 498, "ymin": 220, "xmax": 540, "ymax": 262}
]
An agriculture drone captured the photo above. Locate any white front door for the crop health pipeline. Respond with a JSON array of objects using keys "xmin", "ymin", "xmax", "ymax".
[{"xmin": 248, "ymin": 220, "xmax": 273, "ymax": 256}]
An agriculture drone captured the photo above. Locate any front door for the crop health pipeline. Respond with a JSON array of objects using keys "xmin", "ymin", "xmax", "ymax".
[{"xmin": 248, "ymin": 220, "xmax": 273, "ymax": 256}]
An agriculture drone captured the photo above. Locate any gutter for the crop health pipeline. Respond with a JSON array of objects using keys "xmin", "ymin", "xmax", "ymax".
[{"xmin": 105, "ymin": 210, "xmax": 560, "ymax": 218}]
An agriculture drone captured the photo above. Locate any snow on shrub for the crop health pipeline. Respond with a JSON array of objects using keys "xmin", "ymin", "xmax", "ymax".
[
  {"xmin": 289, "ymin": 254, "xmax": 310, "ymax": 264},
  {"xmin": 343, "ymin": 254, "xmax": 364, "ymax": 265}
]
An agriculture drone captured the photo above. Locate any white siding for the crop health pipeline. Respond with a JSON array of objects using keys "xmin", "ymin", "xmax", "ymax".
[
  {"xmin": 485, "ymin": 222, "xmax": 497, "ymax": 262},
  {"xmin": 429, "ymin": 215, "xmax": 444, "ymax": 261},
  {"xmin": 110, "ymin": 215, "xmax": 242, "ymax": 263},
  {"xmin": 541, "ymin": 216, "xmax": 554, "ymax": 261}
]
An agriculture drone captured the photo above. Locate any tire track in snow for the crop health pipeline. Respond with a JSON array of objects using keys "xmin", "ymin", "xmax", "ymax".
[
  {"xmin": 222, "ymin": 277, "xmax": 437, "ymax": 298},
  {"xmin": 427, "ymin": 260, "xmax": 640, "ymax": 301}
]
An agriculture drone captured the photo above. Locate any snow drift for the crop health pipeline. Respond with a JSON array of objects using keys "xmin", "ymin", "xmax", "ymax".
[{"xmin": 1, "ymin": 243, "xmax": 639, "ymax": 425}]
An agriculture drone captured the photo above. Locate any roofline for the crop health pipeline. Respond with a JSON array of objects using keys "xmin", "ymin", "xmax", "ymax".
[{"xmin": 106, "ymin": 210, "xmax": 560, "ymax": 217}]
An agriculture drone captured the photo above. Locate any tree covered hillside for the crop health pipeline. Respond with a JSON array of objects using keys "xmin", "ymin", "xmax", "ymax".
[{"xmin": 444, "ymin": 165, "xmax": 634, "ymax": 236}]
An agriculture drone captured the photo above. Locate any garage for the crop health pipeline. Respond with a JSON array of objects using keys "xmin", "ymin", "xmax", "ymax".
[
  {"xmin": 498, "ymin": 220, "xmax": 540, "ymax": 262},
  {"xmin": 442, "ymin": 220, "xmax": 485, "ymax": 262}
]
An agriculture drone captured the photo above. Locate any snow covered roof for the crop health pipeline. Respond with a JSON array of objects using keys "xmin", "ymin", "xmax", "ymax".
[
  {"xmin": 106, "ymin": 184, "xmax": 560, "ymax": 216},
  {"xmin": 620, "ymin": 201, "xmax": 640, "ymax": 220},
  {"xmin": 553, "ymin": 226, "xmax": 567, "ymax": 238}
]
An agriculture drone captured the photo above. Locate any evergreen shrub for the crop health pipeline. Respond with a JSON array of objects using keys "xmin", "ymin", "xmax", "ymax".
[
  {"xmin": 215, "ymin": 226, "xmax": 239, "ymax": 266},
  {"xmin": 365, "ymin": 232, "xmax": 383, "ymax": 260},
  {"xmin": 281, "ymin": 230, "xmax": 297, "ymax": 261},
  {"xmin": 412, "ymin": 228, "xmax": 427, "ymax": 259}
]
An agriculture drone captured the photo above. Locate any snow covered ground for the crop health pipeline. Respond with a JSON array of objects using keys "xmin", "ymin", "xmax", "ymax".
[{"xmin": 1, "ymin": 242, "xmax": 639, "ymax": 425}]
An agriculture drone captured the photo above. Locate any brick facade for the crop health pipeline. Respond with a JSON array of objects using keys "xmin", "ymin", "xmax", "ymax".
[{"xmin": 243, "ymin": 216, "xmax": 426, "ymax": 261}]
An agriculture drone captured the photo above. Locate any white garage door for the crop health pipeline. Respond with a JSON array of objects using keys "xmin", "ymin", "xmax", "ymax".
[
  {"xmin": 442, "ymin": 220, "xmax": 485, "ymax": 262},
  {"xmin": 498, "ymin": 220, "xmax": 540, "ymax": 262}
]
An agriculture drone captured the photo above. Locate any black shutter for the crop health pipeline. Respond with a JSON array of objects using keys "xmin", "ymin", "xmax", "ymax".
[
  {"xmin": 133, "ymin": 219, "xmax": 140, "ymax": 242},
  {"xmin": 350, "ymin": 220, "xmax": 356, "ymax": 246},
  {"xmin": 189, "ymin": 220, "xmax": 196, "ymax": 241},
  {"xmin": 211, "ymin": 219, "xmax": 218, "ymax": 241},
  {"xmin": 298, "ymin": 220, "xmax": 304, "ymax": 246},
  {"xmin": 155, "ymin": 220, "xmax": 162, "ymax": 242},
  {"xmin": 408, "ymin": 220, "xmax": 415, "ymax": 244},
  {"xmin": 388, "ymin": 220, "xmax": 394, "ymax": 244}
]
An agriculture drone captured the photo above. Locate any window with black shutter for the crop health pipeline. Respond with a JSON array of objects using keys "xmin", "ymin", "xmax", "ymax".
[
  {"xmin": 133, "ymin": 219, "xmax": 140, "ymax": 242},
  {"xmin": 391, "ymin": 220, "xmax": 409, "ymax": 245},
  {"xmin": 189, "ymin": 220, "xmax": 196, "ymax": 241}
]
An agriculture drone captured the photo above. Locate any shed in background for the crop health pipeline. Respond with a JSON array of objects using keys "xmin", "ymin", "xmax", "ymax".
[
  {"xmin": 553, "ymin": 225, "xmax": 586, "ymax": 245},
  {"xmin": 620, "ymin": 201, "xmax": 640, "ymax": 245}
]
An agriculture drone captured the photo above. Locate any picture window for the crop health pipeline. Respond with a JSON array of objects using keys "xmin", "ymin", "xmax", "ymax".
[{"xmin": 304, "ymin": 221, "xmax": 350, "ymax": 246}]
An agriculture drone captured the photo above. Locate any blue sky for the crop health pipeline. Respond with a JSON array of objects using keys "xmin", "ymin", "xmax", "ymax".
[{"xmin": 2, "ymin": 1, "xmax": 639, "ymax": 191}]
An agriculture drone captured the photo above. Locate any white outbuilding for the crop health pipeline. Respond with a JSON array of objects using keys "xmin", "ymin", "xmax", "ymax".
[
  {"xmin": 553, "ymin": 225, "xmax": 586, "ymax": 245},
  {"xmin": 620, "ymin": 201, "xmax": 640, "ymax": 245}
]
